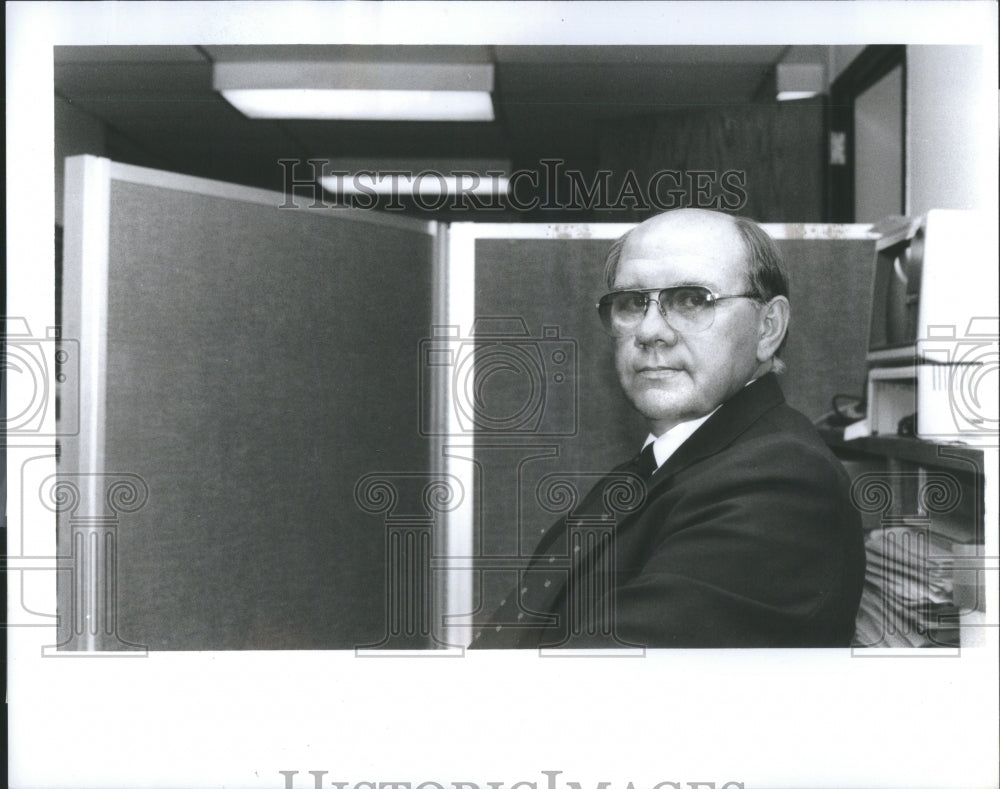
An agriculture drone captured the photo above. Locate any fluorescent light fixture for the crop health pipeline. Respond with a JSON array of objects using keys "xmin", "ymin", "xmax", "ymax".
[
  {"xmin": 775, "ymin": 62, "xmax": 825, "ymax": 102},
  {"xmin": 220, "ymin": 89, "xmax": 494, "ymax": 121},
  {"xmin": 320, "ymin": 159, "xmax": 510, "ymax": 197},
  {"xmin": 214, "ymin": 61, "xmax": 495, "ymax": 121},
  {"xmin": 776, "ymin": 90, "xmax": 821, "ymax": 102},
  {"xmin": 322, "ymin": 172, "xmax": 509, "ymax": 197}
]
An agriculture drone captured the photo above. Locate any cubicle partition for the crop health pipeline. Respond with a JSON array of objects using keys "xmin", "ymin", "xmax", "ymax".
[
  {"xmin": 59, "ymin": 157, "xmax": 440, "ymax": 651},
  {"xmin": 59, "ymin": 157, "xmax": 877, "ymax": 651}
]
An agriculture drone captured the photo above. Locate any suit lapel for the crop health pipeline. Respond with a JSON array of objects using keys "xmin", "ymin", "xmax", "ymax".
[
  {"xmin": 528, "ymin": 375, "xmax": 786, "ymax": 587},
  {"xmin": 577, "ymin": 374, "xmax": 787, "ymax": 554}
]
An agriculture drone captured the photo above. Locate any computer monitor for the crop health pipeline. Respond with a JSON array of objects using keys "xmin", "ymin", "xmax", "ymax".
[
  {"xmin": 867, "ymin": 209, "xmax": 994, "ymax": 367},
  {"xmin": 862, "ymin": 210, "xmax": 998, "ymax": 442}
]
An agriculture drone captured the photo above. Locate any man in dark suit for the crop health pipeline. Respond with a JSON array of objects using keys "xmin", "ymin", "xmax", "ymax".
[{"xmin": 473, "ymin": 208, "xmax": 865, "ymax": 648}]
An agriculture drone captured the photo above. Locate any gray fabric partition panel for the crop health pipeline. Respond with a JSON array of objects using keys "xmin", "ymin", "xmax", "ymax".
[
  {"xmin": 471, "ymin": 234, "xmax": 874, "ymax": 618},
  {"xmin": 778, "ymin": 237, "xmax": 876, "ymax": 418},
  {"xmin": 61, "ymin": 178, "xmax": 434, "ymax": 650}
]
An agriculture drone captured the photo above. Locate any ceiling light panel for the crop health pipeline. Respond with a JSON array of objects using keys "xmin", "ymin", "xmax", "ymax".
[
  {"xmin": 214, "ymin": 60, "xmax": 495, "ymax": 121},
  {"xmin": 220, "ymin": 89, "xmax": 494, "ymax": 121},
  {"xmin": 775, "ymin": 62, "xmax": 825, "ymax": 102}
]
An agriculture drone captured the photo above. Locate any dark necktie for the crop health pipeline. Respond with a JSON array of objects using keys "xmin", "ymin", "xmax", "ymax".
[{"xmin": 634, "ymin": 442, "xmax": 658, "ymax": 478}]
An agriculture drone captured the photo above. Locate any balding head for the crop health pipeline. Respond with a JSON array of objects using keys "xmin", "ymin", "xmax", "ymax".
[{"xmin": 605, "ymin": 209, "xmax": 788, "ymax": 306}]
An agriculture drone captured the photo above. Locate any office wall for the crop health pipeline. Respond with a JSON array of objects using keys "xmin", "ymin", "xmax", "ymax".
[
  {"xmin": 597, "ymin": 102, "xmax": 826, "ymax": 222},
  {"xmin": 907, "ymin": 45, "xmax": 995, "ymax": 216},
  {"xmin": 854, "ymin": 65, "xmax": 904, "ymax": 223}
]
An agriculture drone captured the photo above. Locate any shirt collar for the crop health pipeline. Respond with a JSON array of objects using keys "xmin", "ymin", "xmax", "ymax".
[{"xmin": 641, "ymin": 409, "xmax": 717, "ymax": 472}]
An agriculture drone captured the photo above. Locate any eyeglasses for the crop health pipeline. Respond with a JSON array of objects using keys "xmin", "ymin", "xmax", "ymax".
[{"xmin": 596, "ymin": 286, "xmax": 759, "ymax": 336}]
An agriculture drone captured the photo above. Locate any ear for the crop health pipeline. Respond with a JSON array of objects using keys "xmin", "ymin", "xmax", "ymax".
[{"xmin": 756, "ymin": 295, "xmax": 790, "ymax": 363}]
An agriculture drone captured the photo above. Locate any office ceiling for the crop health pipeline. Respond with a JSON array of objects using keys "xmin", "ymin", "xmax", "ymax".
[{"xmin": 55, "ymin": 44, "xmax": 791, "ymax": 194}]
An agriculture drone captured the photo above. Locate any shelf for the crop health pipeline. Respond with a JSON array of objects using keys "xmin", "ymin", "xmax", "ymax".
[{"xmin": 818, "ymin": 427, "xmax": 985, "ymax": 473}]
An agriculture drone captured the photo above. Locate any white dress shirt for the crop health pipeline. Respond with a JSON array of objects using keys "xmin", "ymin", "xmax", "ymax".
[{"xmin": 640, "ymin": 409, "xmax": 718, "ymax": 473}]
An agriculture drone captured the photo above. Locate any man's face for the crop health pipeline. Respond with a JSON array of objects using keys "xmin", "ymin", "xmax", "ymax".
[{"xmin": 612, "ymin": 211, "xmax": 766, "ymax": 436}]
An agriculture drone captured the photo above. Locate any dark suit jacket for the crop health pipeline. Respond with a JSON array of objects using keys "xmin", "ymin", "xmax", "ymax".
[{"xmin": 473, "ymin": 373, "xmax": 865, "ymax": 648}]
